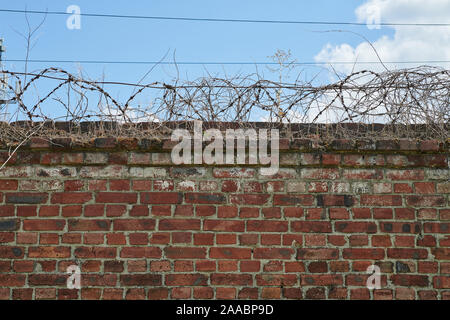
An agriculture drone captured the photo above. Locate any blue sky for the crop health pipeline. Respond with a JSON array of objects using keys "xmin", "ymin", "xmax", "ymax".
[
  {"xmin": 0, "ymin": 0, "xmax": 390, "ymax": 83},
  {"xmin": 1, "ymin": 0, "xmax": 448, "ymax": 121}
]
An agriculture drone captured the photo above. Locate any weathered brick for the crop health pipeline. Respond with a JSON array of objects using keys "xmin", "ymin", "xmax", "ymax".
[
  {"xmin": 1, "ymin": 135, "xmax": 449, "ymax": 300},
  {"xmin": 159, "ymin": 219, "xmax": 201, "ymax": 230},
  {"xmin": 121, "ymin": 274, "xmax": 162, "ymax": 286},
  {"xmin": 210, "ymin": 247, "xmax": 251, "ymax": 259},
  {"xmin": 6, "ymin": 193, "xmax": 48, "ymax": 204},
  {"xmin": 297, "ymin": 248, "xmax": 339, "ymax": 260},
  {"xmin": 164, "ymin": 247, "xmax": 206, "ymax": 259},
  {"xmin": 113, "ymin": 219, "xmax": 155, "ymax": 231}
]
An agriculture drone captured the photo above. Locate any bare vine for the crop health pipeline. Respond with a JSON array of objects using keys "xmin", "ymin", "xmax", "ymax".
[{"xmin": 0, "ymin": 65, "xmax": 448, "ymax": 140}]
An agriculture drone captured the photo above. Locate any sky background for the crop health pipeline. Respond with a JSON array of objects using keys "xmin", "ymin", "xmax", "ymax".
[
  {"xmin": 0, "ymin": 0, "xmax": 393, "ymax": 82},
  {"xmin": 0, "ymin": 0, "xmax": 449, "ymax": 120}
]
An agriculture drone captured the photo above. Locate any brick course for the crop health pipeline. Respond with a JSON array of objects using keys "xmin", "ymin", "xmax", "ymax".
[{"xmin": 0, "ymin": 133, "xmax": 449, "ymax": 300}]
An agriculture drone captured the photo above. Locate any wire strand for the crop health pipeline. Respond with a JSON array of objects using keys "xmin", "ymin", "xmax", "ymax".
[
  {"xmin": 1, "ymin": 8, "xmax": 450, "ymax": 27},
  {"xmin": 3, "ymin": 59, "xmax": 450, "ymax": 65}
]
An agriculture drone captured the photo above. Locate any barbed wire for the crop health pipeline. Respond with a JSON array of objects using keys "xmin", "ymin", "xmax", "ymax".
[{"xmin": 0, "ymin": 65, "xmax": 449, "ymax": 143}]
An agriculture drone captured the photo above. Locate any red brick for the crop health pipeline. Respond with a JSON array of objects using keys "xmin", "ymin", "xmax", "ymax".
[
  {"xmin": 414, "ymin": 182, "xmax": 436, "ymax": 194},
  {"xmin": 217, "ymin": 206, "xmax": 238, "ymax": 218},
  {"xmin": 291, "ymin": 221, "xmax": 331, "ymax": 233},
  {"xmin": 301, "ymin": 274, "xmax": 342, "ymax": 286},
  {"xmin": 173, "ymin": 205, "xmax": 193, "ymax": 216},
  {"xmin": 148, "ymin": 288, "xmax": 169, "ymax": 300},
  {"xmin": 84, "ymin": 204, "xmax": 105, "ymax": 217},
  {"xmin": 210, "ymin": 247, "xmax": 252, "ymax": 259},
  {"xmin": 305, "ymin": 287, "xmax": 326, "ymax": 299},
  {"xmin": 193, "ymin": 287, "xmax": 213, "ymax": 299},
  {"xmin": 392, "ymin": 275, "xmax": 429, "ymax": 287},
  {"xmin": 165, "ymin": 274, "xmax": 207, "ymax": 286},
  {"xmin": 51, "ymin": 192, "xmax": 91, "ymax": 204},
  {"xmin": 216, "ymin": 233, "xmax": 236, "ymax": 245},
  {"xmin": 273, "ymin": 194, "xmax": 314, "ymax": 206},
  {"xmin": 159, "ymin": 219, "xmax": 200, "ymax": 230},
  {"xmin": 6, "ymin": 193, "xmax": 48, "ymax": 204},
  {"xmin": 64, "ymin": 180, "xmax": 84, "ymax": 191},
  {"xmin": 248, "ymin": 220, "xmax": 288, "ymax": 232},
  {"xmin": 216, "ymin": 288, "xmax": 236, "ymax": 299},
  {"xmin": 212, "ymin": 273, "xmax": 252, "ymax": 286},
  {"xmin": 330, "ymin": 208, "xmax": 350, "ymax": 219},
  {"xmin": 121, "ymin": 274, "xmax": 162, "ymax": 286},
  {"xmin": 114, "ymin": 219, "xmax": 155, "ymax": 231},
  {"xmin": 68, "ymin": 219, "xmax": 110, "ymax": 231},
  {"xmin": 343, "ymin": 248, "xmax": 385, "ymax": 260},
  {"xmin": 387, "ymin": 248, "xmax": 428, "ymax": 259},
  {"xmin": 0, "ymin": 180, "xmax": 18, "ymax": 190},
  {"xmin": 387, "ymin": 169, "xmax": 425, "ymax": 180},
  {"xmin": 23, "ymin": 219, "xmax": 65, "ymax": 231},
  {"xmin": 406, "ymin": 195, "xmax": 446, "ymax": 207},
  {"xmin": 239, "ymin": 207, "xmax": 260, "ymax": 218},
  {"xmin": 297, "ymin": 248, "xmax": 339, "ymax": 260},
  {"xmin": 109, "ymin": 180, "xmax": 130, "ymax": 191},
  {"xmin": 74, "ymin": 247, "xmax": 116, "ymax": 259},
  {"xmin": 96, "ymin": 192, "xmax": 137, "ymax": 204},
  {"xmin": 230, "ymin": 194, "xmax": 269, "ymax": 205},
  {"xmin": 335, "ymin": 222, "xmax": 377, "ymax": 233},
  {"xmin": 164, "ymin": 247, "xmax": 206, "ymax": 259},
  {"xmin": 203, "ymin": 220, "xmax": 245, "ymax": 232},
  {"xmin": 28, "ymin": 246, "xmax": 70, "ymax": 258},
  {"xmin": 106, "ymin": 205, "xmax": 127, "ymax": 217},
  {"xmin": 62, "ymin": 205, "xmax": 82, "ymax": 217},
  {"xmin": 222, "ymin": 180, "xmax": 239, "ymax": 192},
  {"xmin": 141, "ymin": 192, "xmax": 182, "ymax": 204},
  {"xmin": 121, "ymin": 247, "xmax": 161, "ymax": 258}
]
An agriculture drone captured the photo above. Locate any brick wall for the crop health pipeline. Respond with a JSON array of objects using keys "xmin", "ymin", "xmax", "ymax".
[{"xmin": 0, "ymin": 131, "xmax": 449, "ymax": 300}]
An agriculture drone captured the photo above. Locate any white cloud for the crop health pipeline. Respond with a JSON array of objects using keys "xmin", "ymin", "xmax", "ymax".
[
  {"xmin": 315, "ymin": 0, "xmax": 450, "ymax": 74},
  {"xmin": 302, "ymin": 0, "xmax": 450, "ymax": 124}
]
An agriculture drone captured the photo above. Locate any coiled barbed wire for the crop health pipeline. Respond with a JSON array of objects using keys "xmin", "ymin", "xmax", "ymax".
[{"xmin": 0, "ymin": 66, "xmax": 449, "ymax": 141}]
